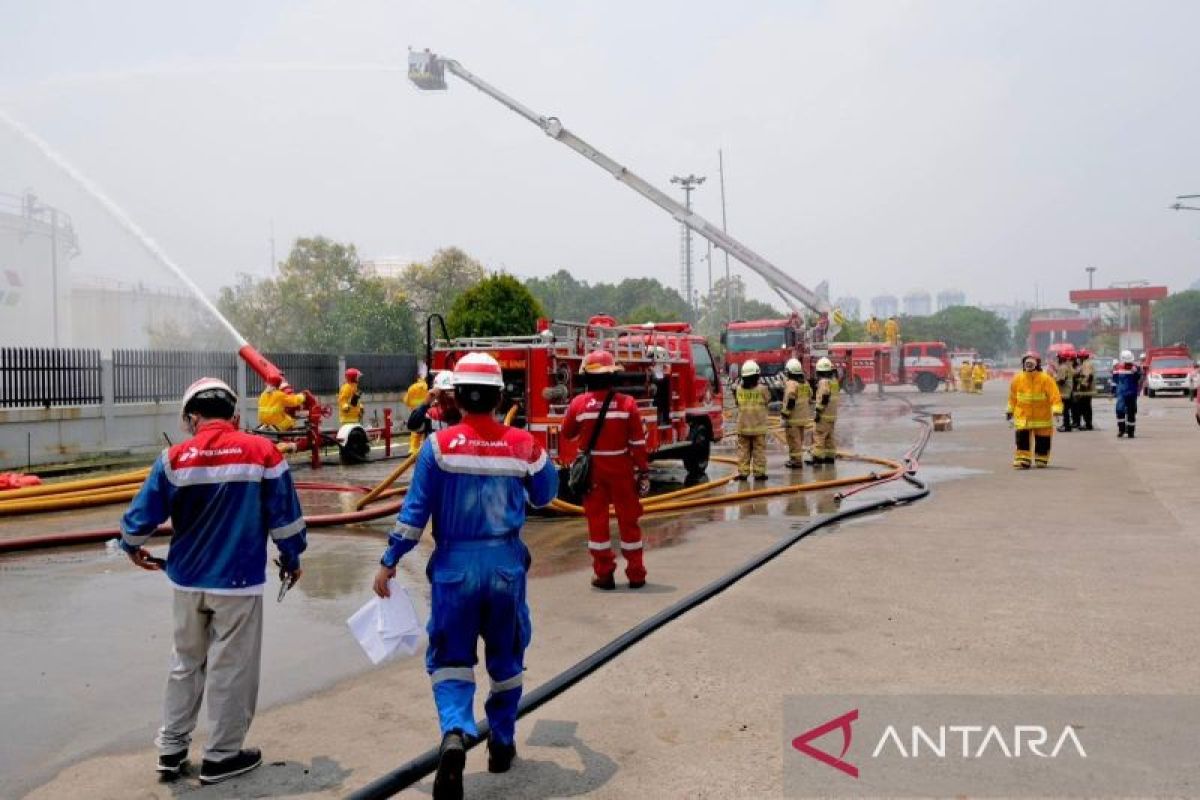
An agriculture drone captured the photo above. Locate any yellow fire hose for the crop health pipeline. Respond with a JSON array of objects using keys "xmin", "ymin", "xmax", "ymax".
[
  {"xmin": 0, "ymin": 468, "xmax": 150, "ymax": 500},
  {"xmin": 355, "ymin": 452, "xmax": 417, "ymax": 510},
  {"xmin": 0, "ymin": 486, "xmax": 140, "ymax": 516}
]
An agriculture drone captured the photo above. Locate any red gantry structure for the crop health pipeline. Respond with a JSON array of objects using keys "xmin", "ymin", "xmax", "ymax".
[{"xmin": 1068, "ymin": 285, "xmax": 1168, "ymax": 354}]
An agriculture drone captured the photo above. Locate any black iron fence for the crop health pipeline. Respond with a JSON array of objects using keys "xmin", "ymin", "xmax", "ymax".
[
  {"xmin": 0, "ymin": 347, "xmax": 103, "ymax": 408},
  {"xmin": 113, "ymin": 350, "xmax": 238, "ymax": 404},
  {"xmin": 0, "ymin": 348, "xmax": 419, "ymax": 409}
]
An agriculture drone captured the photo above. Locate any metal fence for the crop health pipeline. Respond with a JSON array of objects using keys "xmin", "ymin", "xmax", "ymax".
[
  {"xmin": 0, "ymin": 347, "xmax": 103, "ymax": 408},
  {"xmin": 344, "ymin": 353, "xmax": 419, "ymax": 393},
  {"xmin": 113, "ymin": 350, "xmax": 238, "ymax": 404},
  {"xmin": 0, "ymin": 347, "xmax": 419, "ymax": 408}
]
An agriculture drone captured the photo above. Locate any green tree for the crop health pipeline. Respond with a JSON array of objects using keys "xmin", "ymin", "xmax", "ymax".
[
  {"xmin": 400, "ymin": 247, "xmax": 488, "ymax": 320},
  {"xmin": 524, "ymin": 271, "xmax": 690, "ymax": 323},
  {"xmin": 625, "ymin": 304, "xmax": 682, "ymax": 324},
  {"xmin": 1153, "ymin": 290, "xmax": 1200, "ymax": 349},
  {"xmin": 217, "ymin": 236, "xmax": 418, "ymax": 353},
  {"xmin": 896, "ymin": 306, "xmax": 1010, "ymax": 357},
  {"xmin": 448, "ymin": 274, "xmax": 545, "ymax": 337}
]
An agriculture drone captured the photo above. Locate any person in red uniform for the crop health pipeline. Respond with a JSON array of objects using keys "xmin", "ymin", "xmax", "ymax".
[{"xmin": 562, "ymin": 350, "xmax": 651, "ymax": 590}]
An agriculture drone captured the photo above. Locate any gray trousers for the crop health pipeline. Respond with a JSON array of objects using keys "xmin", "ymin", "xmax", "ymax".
[{"xmin": 155, "ymin": 590, "xmax": 263, "ymax": 761}]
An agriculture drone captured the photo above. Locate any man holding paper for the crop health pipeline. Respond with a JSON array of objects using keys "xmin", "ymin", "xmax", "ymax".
[{"xmin": 374, "ymin": 352, "xmax": 558, "ymax": 800}]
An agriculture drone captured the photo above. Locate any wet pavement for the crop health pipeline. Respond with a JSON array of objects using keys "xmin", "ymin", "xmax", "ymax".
[{"xmin": 0, "ymin": 395, "xmax": 950, "ymax": 796}]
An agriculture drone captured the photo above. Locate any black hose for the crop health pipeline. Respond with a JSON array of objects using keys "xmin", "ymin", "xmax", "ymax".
[{"xmin": 347, "ymin": 410, "xmax": 934, "ymax": 800}]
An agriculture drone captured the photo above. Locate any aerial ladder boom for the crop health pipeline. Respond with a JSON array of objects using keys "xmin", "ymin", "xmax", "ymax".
[{"xmin": 408, "ymin": 50, "xmax": 838, "ymax": 335}]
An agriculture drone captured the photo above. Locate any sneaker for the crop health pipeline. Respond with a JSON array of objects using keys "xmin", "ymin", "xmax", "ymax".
[
  {"xmin": 433, "ymin": 732, "xmax": 465, "ymax": 800},
  {"xmin": 753, "ymin": 474, "xmax": 768, "ymax": 482},
  {"xmin": 487, "ymin": 736, "xmax": 517, "ymax": 774},
  {"xmin": 199, "ymin": 748, "xmax": 262, "ymax": 785},
  {"xmin": 591, "ymin": 573, "xmax": 616, "ymax": 590},
  {"xmin": 156, "ymin": 750, "xmax": 188, "ymax": 780}
]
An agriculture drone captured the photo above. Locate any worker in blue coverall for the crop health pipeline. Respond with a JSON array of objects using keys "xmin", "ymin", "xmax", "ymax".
[
  {"xmin": 373, "ymin": 352, "xmax": 558, "ymax": 800},
  {"xmin": 1112, "ymin": 349, "xmax": 1143, "ymax": 438}
]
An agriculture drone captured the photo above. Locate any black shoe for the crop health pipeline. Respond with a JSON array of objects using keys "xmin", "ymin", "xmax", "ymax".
[
  {"xmin": 628, "ymin": 579, "xmax": 646, "ymax": 589},
  {"xmin": 736, "ymin": 474, "xmax": 750, "ymax": 481},
  {"xmin": 199, "ymin": 748, "xmax": 262, "ymax": 785},
  {"xmin": 591, "ymin": 573, "xmax": 616, "ymax": 590},
  {"xmin": 754, "ymin": 474, "xmax": 768, "ymax": 482},
  {"xmin": 784, "ymin": 460, "xmax": 803, "ymax": 469},
  {"xmin": 433, "ymin": 732, "xmax": 465, "ymax": 800},
  {"xmin": 1127, "ymin": 429, "xmax": 1135, "ymax": 438},
  {"xmin": 156, "ymin": 750, "xmax": 188, "ymax": 780},
  {"xmin": 487, "ymin": 737, "xmax": 517, "ymax": 774}
]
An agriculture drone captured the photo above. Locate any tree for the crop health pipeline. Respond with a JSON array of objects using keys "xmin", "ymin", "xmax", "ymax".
[
  {"xmin": 625, "ymin": 305, "xmax": 682, "ymax": 324},
  {"xmin": 524, "ymin": 271, "xmax": 690, "ymax": 324},
  {"xmin": 400, "ymin": 247, "xmax": 488, "ymax": 320},
  {"xmin": 896, "ymin": 306, "xmax": 1010, "ymax": 357},
  {"xmin": 1153, "ymin": 290, "xmax": 1200, "ymax": 350},
  {"xmin": 448, "ymin": 274, "xmax": 545, "ymax": 337},
  {"xmin": 217, "ymin": 236, "xmax": 419, "ymax": 353}
]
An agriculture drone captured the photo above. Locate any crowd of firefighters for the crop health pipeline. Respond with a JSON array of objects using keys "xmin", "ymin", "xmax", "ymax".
[{"xmin": 732, "ymin": 356, "xmax": 840, "ymax": 476}]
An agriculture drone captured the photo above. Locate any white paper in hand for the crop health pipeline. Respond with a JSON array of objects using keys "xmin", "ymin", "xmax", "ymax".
[{"xmin": 347, "ymin": 580, "xmax": 423, "ymax": 665}]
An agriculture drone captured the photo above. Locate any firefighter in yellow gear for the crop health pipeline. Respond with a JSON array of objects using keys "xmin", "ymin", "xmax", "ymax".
[
  {"xmin": 734, "ymin": 360, "xmax": 771, "ymax": 480},
  {"xmin": 884, "ymin": 316, "xmax": 900, "ymax": 346},
  {"xmin": 257, "ymin": 377, "xmax": 306, "ymax": 431},
  {"xmin": 780, "ymin": 358, "xmax": 813, "ymax": 468},
  {"xmin": 1006, "ymin": 351, "xmax": 1063, "ymax": 469},
  {"xmin": 959, "ymin": 360, "xmax": 974, "ymax": 393},
  {"xmin": 866, "ymin": 315, "xmax": 883, "ymax": 342},
  {"xmin": 812, "ymin": 357, "xmax": 840, "ymax": 465},
  {"xmin": 402, "ymin": 373, "xmax": 429, "ymax": 454},
  {"xmin": 971, "ymin": 360, "xmax": 988, "ymax": 393},
  {"xmin": 338, "ymin": 367, "xmax": 365, "ymax": 425}
]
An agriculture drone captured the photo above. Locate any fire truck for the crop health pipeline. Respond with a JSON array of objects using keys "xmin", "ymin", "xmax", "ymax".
[
  {"xmin": 426, "ymin": 315, "xmax": 724, "ymax": 480},
  {"xmin": 825, "ymin": 341, "xmax": 952, "ymax": 393}
]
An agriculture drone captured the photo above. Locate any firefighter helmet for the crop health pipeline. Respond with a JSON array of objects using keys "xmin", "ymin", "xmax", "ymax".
[
  {"xmin": 740, "ymin": 360, "xmax": 761, "ymax": 378},
  {"xmin": 581, "ymin": 350, "xmax": 621, "ymax": 374},
  {"xmin": 1120, "ymin": 350, "xmax": 1134, "ymax": 363},
  {"xmin": 452, "ymin": 352, "xmax": 505, "ymax": 388},
  {"xmin": 431, "ymin": 371, "xmax": 455, "ymax": 392},
  {"xmin": 785, "ymin": 357, "xmax": 804, "ymax": 375},
  {"xmin": 816, "ymin": 357, "xmax": 833, "ymax": 372},
  {"xmin": 345, "ymin": 367, "xmax": 362, "ymax": 382},
  {"xmin": 1022, "ymin": 351, "xmax": 1041, "ymax": 367},
  {"xmin": 1077, "ymin": 349, "xmax": 1090, "ymax": 359}
]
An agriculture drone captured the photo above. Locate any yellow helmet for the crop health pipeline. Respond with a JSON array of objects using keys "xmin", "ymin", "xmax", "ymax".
[
  {"xmin": 816, "ymin": 357, "xmax": 833, "ymax": 372},
  {"xmin": 740, "ymin": 360, "xmax": 761, "ymax": 378}
]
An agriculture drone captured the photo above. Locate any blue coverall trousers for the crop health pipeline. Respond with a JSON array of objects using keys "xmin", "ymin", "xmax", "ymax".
[{"xmin": 425, "ymin": 537, "xmax": 532, "ymax": 745}]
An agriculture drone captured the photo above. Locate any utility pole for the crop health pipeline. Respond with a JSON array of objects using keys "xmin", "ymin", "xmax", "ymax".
[
  {"xmin": 718, "ymin": 149, "xmax": 731, "ymax": 322},
  {"xmin": 670, "ymin": 173, "xmax": 705, "ymax": 316},
  {"xmin": 1085, "ymin": 266, "xmax": 1096, "ymax": 290}
]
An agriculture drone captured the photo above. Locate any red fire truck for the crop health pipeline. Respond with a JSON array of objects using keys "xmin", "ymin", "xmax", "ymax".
[
  {"xmin": 825, "ymin": 341, "xmax": 952, "ymax": 393},
  {"xmin": 427, "ymin": 315, "xmax": 724, "ymax": 480},
  {"xmin": 721, "ymin": 315, "xmax": 810, "ymax": 382}
]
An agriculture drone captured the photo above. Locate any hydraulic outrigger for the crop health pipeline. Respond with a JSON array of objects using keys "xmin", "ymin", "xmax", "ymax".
[{"xmin": 406, "ymin": 49, "xmax": 841, "ymax": 340}]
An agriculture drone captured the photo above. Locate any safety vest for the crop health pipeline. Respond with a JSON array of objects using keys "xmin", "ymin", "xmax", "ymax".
[
  {"xmin": 1006, "ymin": 371, "xmax": 1063, "ymax": 430},
  {"xmin": 815, "ymin": 377, "xmax": 840, "ymax": 422},
  {"xmin": 781, "ymin": 378, "xmax": 813, "ymax": 427},
  {"xmin": 735, "ymin": 384, "xmax": 771, "ymax": 435}
]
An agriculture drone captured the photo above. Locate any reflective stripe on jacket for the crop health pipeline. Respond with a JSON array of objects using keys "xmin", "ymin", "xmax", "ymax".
[
  {"xmin": 735, "ymin": 384, "xmax": 771, "ymax": 434},
  {"xmin": 561, "ymin": 390, "xmax": 649, "ymax": 471},
  {"xmin": 1006, "ymin": 371, "xmax": 1063, "ymax": 430}
]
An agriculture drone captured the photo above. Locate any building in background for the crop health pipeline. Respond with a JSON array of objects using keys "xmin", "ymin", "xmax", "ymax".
[
  {"xmin": 834, "ymin": 296, "xmax": 861, "ymax": 321},
  {"xmin": 360, "ymin": 256, "xmax": 411, "ymax": 280},
  {"xmin": 936, "ymin": 289, "xmax": 966, "ymax": 311},
  {"xmin": 0, "ymin": 191, "xmax": 79, "ymax": 347},
  {"xmin": 871, "ymin": 294, "xmax": 899, "ymax": 319},
  {"xmin": 982, "ymin": 302, "xmax": 1032, "ymax": 330},
  {"xmin": 1068, "ymin": 284, "xmax": 1168, "ymax": 355},
  {"xmin": 902, "ymin": 290, "xmax": 932, "ymax": 317}
]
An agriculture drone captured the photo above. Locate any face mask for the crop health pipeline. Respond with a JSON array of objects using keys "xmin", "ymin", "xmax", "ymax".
[{"xmin": 1023, "ymin": 361, "xmax": 1036, "ymax": 372}]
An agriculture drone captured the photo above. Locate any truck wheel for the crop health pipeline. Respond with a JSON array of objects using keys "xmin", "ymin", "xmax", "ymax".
[
  {"xmin": 682, "ymin": 424, "xmax": 711, "ymax": 478},
  {"xmin": 915, "ymin": 372, "xmax": 939, "ymax": 393}
]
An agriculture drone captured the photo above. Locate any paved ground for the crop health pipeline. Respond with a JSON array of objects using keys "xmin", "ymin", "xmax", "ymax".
[{"xmin": 11, "ymin": 383, "xmax": 1200, "ymax": 799}]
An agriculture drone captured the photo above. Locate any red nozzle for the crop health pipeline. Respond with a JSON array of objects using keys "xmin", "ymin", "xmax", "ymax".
[{"xmin": 238, "ymin": 344, "xmax": 284, "ymax": 387}]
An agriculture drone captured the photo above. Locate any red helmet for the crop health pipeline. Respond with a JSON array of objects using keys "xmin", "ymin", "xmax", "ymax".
[
  {"xmin": 1077, "ymin": 349, "xmax": 1090, "ymax": 358},
  {"xmin": 345, "ymin": 368, "xmax": 362, "ymax": 382},
  {"xmin": 452, "ymin": 352, "xmax": 505, "ymax": 387},
  {"xmin": 580, "ymin": 350, "xmax": 621, "ymax": 374},
  {"xmin": 1058, "ymin": 349, "xmax": 1075, "ymax": 360}
]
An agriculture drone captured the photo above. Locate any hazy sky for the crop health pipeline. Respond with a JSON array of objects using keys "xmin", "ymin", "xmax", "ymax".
[{"xmin": 3, "ymin": 0, "xmax": 1199, "ymax": 312}]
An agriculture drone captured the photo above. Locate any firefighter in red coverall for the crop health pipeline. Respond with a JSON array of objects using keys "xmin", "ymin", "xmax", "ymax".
[{"xmin": 562, "ymin": 350, "xmax": 651, "ymax": 591}]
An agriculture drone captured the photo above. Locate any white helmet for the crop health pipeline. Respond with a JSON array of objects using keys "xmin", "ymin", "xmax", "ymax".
[
  {"xmin": 740, "ymin": 360, "xmax": 761, "ymax": 378},
  {"xmin": 785, "ymin": 357, "xmax": 804, "ymax": 375},
  {"xmin": 181, "ymin": 377, "xmax": 237, "ymax": 416},
  {"xmin": 816, "ymin": 357, "xmax": 833, "ymax": 372},
  {"xmin": 1120, "ymin": 350, "xmax": 1134, "ymax": 363},
  {"xmin": 452, "ymin": 352, "xmax": 505, "ymax": 388},
  {"xmin": 431, "ymin": 370, "xmax": 455, "ymax": 392}
]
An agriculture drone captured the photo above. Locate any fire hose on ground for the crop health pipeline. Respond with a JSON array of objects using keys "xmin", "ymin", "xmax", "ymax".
[{"xmin": 345, "ymin": 406, "xmax": 935, "ymax": 800}]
